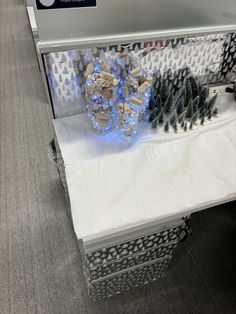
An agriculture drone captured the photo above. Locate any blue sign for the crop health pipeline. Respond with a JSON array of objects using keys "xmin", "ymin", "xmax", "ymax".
[{"xmin": 36, "ymin": 0, "xmax": 96, "ymax": 10}]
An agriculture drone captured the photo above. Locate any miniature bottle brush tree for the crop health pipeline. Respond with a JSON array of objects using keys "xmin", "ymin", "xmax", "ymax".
[{"xmin": 148, "ymin": 67, "xmax": 218, "ymax": 132}]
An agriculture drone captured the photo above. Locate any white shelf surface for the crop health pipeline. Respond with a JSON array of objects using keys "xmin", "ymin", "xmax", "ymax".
[{"xmin": 53, "ymin": 95, "xmax": 236, "ymax": 241}]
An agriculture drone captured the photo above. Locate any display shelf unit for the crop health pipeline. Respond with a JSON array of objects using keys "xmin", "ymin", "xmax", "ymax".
[{"xmin": 32, "ymin": 0, "xmax": 236, "ymax": 299}]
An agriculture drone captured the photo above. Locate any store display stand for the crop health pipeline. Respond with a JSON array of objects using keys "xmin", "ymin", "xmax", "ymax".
[{"xmin": 31, "ymin": 0, "xmax": 236, "ymax": 299}]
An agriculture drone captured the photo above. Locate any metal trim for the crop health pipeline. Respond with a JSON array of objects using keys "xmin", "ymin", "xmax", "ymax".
[{"xmin": 37, "ymin": 26, "xmax": 236, "ymax": 54}]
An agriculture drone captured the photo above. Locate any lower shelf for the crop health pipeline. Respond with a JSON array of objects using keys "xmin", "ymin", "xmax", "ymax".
[
  {"xmin": 87, "ymin": 241, "xmax": 178, "ymax": 281},
  {"xmin": 86, "ymin": 257, "xmax": 171, "ymax": 300},
  {"xmin": 79, "ymin": 218, "xmax": 189, "ymax": 299}
]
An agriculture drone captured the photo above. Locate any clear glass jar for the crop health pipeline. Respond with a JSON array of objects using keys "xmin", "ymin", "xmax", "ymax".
[
  {"xmin": 125, "ymin": 69, "xmax": 153, "ymax": 121},
  {"xmin": 129, "ymin": 89, "xmax": 152, "ymax": 121},
  {"xmin": 116, "ymin": 103, "xmax": 139, "ymax": 140},
  {"xmin": 85, "ymin": 67, "xmax": 119, "ymax": 134},
  {"xmin": 86, "ymin": 94, "xmax": 117, "ymax": 135}
]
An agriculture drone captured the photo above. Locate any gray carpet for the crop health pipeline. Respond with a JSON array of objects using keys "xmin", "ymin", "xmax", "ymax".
[{"xmin": 0, "ymin": 1, "xmax": 236, "ymax": 313}]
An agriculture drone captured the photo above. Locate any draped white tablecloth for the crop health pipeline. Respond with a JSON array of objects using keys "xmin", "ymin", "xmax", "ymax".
[{"xmin": 53, "ymin": 95, "xmax": 236, "ymax": 239}]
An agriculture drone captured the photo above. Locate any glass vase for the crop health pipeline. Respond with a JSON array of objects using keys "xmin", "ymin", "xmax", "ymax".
[{"xmin": 116, "ymin": 103, "xmax": 139, "ymax": 140}]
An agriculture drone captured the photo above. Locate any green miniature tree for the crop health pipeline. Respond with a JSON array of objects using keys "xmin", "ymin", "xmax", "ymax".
[
  {"xmin": 189, "ymin": 121, "xmax": 193, "ymax": 130},
  {"xmin": 207, "ymin": 94, "xmax": 218, "ymax": 111},
  {"xmin": 151, "ymin": 109, "xmax": 164, "ymax": 128},
  {"xmin": 148, "ymin": 98, "xmax": 155, "ymax": 111},
  {"xmin": 154, "ymin": 77, "xmax": 162, "ymax": 95},
  {"xmin": 170, "ymin": 110, "xmax": 178, "ymax": 125},
  {"xmin": 149, "ymin": 96, "xmax": 162, "ymax": 121},
  {"xmin": 203, "ymin": 102, "xmax": 209, "ymax": 116},
  {"xmin": 186, "ymin": 99, "xmax": 194, "ymax": 119},
  {"xmin": 190, "ymin": 76, "xmax": 199, "ymax": 99},
  {"xmin": 193, "ymin": 96, "xmax": 200, "ymax": 113},
  {"xmin": 167, "ymin": 68, "xmax": 173, "ymax": 79},
  {"xmin": 163, "ymin": 92, "xmax": 174, "ymax": 114},
  {"xmin": 168, "ymin": 82, "xmax": 173, "ymax": 93},
  {"xmin": 154, "ymin": 69, "xmax": 161, "ymax": 80},
  {"xmin": 151, "ymin": 117, "xmax": 158, "ymax": 129},
  {"xmin": 212, "ymin": 107, "xmax": 218, "ymax": 117},
  {"xmin": 186, "ymin": 78, "xmax": 193, "ymax": 106},
  {"xmin": 199, "ymin": 86, "xmax": 209, "ymax": 109},
  {"xmin": 192, "ymin": 111, "xmax": 199, "ymax": 123},
  {"xmin": 173, "ymin": 122, "xmax": 178, "ymax": 132},
  {"xmin": 176, "ymin": 96, "xmax": 185, "ymax": 115},
  {"xmin": 164, "ymin": 120, "xmax": 169, "ymax": 132},
  {"xmin": 155, "ymin": 95, "xmax": 162, "ymax": 111},
  {"xmin": 181, "ymin": 86, "xmax": 187, "ymax": 106},
  {"xmin": 199, "ymin": 109, "xmax": 205, "ymax": 120},
  {"xmin": 186, "ymin": 67, "xmax": 191, "ymax": 78},
  {"xmin": 158, "ymin": 109, "xmax": 164, "ymax": 125},
  {"xmin": 148, "ymin": 90, "xmax": 156, "ymax": 110},
  {"xmin": 207, "ymin": 111, "xmax": 212, "ymax": 120},
  {"xmin": 178, "ymin": 110, "xmax": 186, "ymax": 125},
  {"xmin": 160, "ymin": 80, "xmax": 169, "ymax": 104},
  {"xmin": 149, "ymin": 107, "xmax": 159, "ymax": 123}
]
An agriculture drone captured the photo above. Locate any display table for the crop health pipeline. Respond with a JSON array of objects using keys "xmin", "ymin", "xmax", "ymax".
[
  {"xmin": 53, "ymin": 95, "xmax": 236, "ymax": 298},
  {"xmin": 28, "ymin": 0, "xmax": 236, "ymax": 299}
]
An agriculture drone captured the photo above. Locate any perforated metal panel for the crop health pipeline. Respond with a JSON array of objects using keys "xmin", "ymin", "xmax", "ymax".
[{"xmin": 44, "ymin": 32, "xmax": 236, "ymax": 118}]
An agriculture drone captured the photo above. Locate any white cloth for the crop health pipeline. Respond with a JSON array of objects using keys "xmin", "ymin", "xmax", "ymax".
[{"xmin": 53, "ymin": 95, "xmax": 236, "ymax": 239}]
